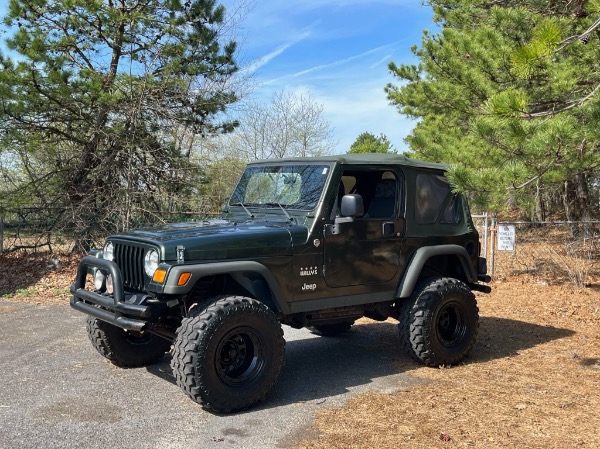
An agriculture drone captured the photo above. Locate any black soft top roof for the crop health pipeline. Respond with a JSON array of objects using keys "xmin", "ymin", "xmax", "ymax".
[{"xmin": 251, "ymin": 153, "xmax": 448, "ymax": 171}]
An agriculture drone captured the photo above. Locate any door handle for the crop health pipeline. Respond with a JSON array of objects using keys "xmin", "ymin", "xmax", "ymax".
[{"xmin": 382, "ymin": 222, "xmax": 395, "ymax": 236}]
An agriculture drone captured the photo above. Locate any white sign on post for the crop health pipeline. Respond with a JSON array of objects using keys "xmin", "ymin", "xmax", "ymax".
[{"xmin": 497, "ymin": 225, "xmax": 516, "ymax": 251}]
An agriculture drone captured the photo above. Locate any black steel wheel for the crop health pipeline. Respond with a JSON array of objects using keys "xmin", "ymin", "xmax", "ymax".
[
  {"xmin": 86, "ymin": 317, "xmax": 172, "ymax": 368},
  {"xmin": 398, "ymin": 277, "xmax": 478, "ymax": 366},
  {"xmin": 171, "ymin": 296, "xmax": 285, "ymax": 413},
  {"xmin": 436, "ymin": 301, "xmax": 467, "ymax": 347},
  {"xmin": 216, "ymin": 326, "xmax": 265, "ymax": 386}
]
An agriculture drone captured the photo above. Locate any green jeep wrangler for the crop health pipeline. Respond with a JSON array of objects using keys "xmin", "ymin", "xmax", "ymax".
[{"xmin": 70, "ymin": 153, "xmax": 490, "ymax": 413}]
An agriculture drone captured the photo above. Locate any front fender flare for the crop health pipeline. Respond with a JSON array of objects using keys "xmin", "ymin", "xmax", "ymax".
[
  {"xmin": 396, "ymin": 245, "xmax": 476, "ymax": 298},
  {"xmin": 162, "ymin": 261, "xmax": 289, "ymax": 314}
]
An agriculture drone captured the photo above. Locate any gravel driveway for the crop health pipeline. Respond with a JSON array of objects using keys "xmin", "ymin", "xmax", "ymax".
[{"xmin": 0, "ymin": 300, "xmax": 423, "ymax": 449}]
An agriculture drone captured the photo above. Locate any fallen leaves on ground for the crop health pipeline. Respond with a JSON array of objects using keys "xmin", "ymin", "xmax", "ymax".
[
  {"xmin": 298, "ymin": 282, "xmax": 600, "ymax": 449},
  {"xmin": 0, "ymin": 252, "xmax": 82, "ymax": 304}
]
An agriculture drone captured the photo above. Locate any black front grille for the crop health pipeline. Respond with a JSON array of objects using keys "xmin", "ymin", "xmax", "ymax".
[{"xmin": 114, "ymin": 243, "xmax": 147, "ymax": 290}]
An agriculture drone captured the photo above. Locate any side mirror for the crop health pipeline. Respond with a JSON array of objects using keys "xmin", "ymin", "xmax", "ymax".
[
  {"xmin": 326, "ymin": 194, "xmax": 365, "ymax": 236},
  {"xmin": 340, "ymin": 194, "xmax": 364, "ymax": 218}
]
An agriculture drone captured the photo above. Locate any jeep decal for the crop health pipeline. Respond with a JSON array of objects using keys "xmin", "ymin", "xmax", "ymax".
[{"xmin": 300, "ymin": 266, "xmax": 318, "ymax": 276}]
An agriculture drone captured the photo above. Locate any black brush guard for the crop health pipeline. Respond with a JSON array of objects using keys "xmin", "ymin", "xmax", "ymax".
[{"xmin": 70, "ymin": 256, "xmax": 151, "ymax": 331}]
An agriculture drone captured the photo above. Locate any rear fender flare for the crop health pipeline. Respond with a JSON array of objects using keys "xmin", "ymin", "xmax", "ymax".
[{"xmin": 396, "ymin": 245, "xmax": 476, "ymax": 298}]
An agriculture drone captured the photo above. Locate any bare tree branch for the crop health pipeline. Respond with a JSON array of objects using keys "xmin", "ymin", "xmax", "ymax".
[
  {"xmin": 523, "ymin": 84, "xmax": 600, "ymax": 119},
  {"xmin": 557, "ymin": 16, "xmax": 600, "ymax": 51}
]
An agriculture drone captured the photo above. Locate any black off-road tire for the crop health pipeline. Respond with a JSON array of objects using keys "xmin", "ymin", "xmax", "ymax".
[
  {"xmin": 170, "ymin": 296, "xmax": 285, "ymax": 413},
  {"xmin": 86, "ymin": 317, "xmax": 172, "ymax": 368},
  {"xmin": 308, "ymin": 321, "xmax": 354, "ymax": 337},
  {"xmin": 398, "ymin": 277, "xmax": 479, "ymax": 367}
]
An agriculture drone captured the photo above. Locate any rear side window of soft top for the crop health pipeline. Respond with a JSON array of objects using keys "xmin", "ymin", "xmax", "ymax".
[
  {"xmin": 415, "ymin": 173, "xmax": 462, "ymax": 224},
  {"xmin": 230, "ymin": 164, "xmax": 330, "ymax": 210}
]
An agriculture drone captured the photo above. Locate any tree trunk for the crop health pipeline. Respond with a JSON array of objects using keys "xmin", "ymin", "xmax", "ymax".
[
  {"xmin": 535, "ymin": 178, "xmax": 546, "ymax": 223},
  {"xmin": 66, "ymin": 21, "xmax": 126, "ymax": 250},
  {"xmin": 573, "ymin": 172, "xmax": 591, "ymax": 218},
  {"xmin": 0, "ymin": 214, "xmax": 4, "ymax": 255},
  {"xmin": 563, "ymin": 179, "xmax": 578, "ymax": 237},
  {"xmin": 573, "ymin": 171, "xmax": 592, "ymax": 237},
  {"xmin": 563, "ymin": 172, "xmax": 591, "ymax": 237}
]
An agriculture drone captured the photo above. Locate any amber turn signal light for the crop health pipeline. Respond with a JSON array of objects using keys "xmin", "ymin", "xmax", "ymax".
[
  {"xmin": 152, "ymin": 269, "xmax": 167, "ymax": 284},
  {"xmin": 177, "ymin": 272, "xmax": 192, "ymax": 286}
]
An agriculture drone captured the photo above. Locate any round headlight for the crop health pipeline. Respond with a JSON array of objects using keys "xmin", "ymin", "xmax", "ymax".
[
  {"xmin": 144, "ymin": 249, "xmax": 159, "ymax": 277},
  {"xmin": 93, "ymin": 270, "xmax": 106, "ymax": 291},
  {"xmin": 106, "ymin": 274, "xmax": 114, "ymax": 295},
  {"xmin": 103, "ymin": 241, "xmax": 114, "ymax": 261}
]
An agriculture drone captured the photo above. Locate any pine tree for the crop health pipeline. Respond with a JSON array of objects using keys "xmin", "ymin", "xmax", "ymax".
[
  {"xmin": 387, "ymin": 0, "xmax": 600, "ymax": 219},
  {"xmin": 348, "ymin": 132, "xmax": 395, "ymax": 154},
  {"xmin": 0, "ymin": 0, "xmax": 239, "ymax": 248}
]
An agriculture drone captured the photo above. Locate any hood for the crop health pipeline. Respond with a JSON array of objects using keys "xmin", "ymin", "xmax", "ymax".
[{"xmin": 109, "ymin": 219, "xmax": 308, "ymax": 261}]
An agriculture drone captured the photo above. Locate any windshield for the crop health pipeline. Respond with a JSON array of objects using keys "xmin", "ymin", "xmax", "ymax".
[{"xmin": 229, "ymin": 164, "xmax": 330, "ymax": 211}]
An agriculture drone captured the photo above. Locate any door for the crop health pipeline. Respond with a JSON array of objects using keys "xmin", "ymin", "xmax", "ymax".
[{"xmin": 323, "ymin": 169, "xmax": 404, "ymax": 288}]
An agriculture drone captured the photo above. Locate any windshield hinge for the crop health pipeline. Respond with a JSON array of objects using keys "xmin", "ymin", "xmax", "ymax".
[{"xmin": 177, "ymin": 245, "xmax": 185, "ymax": 263}]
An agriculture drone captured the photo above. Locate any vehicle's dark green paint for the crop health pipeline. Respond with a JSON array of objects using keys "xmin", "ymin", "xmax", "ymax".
[
  {"xmin": 323, "ymin": 217, "xmax": 405, "ymax": 287},
  {"xmin": 70, "ymin": 154, "xmax": 490, "ymax": 412},
  {"xmin": 72, "ymin": 153, "xmax": 489, "ymax": 329},
  {"xmin": 111, "ymin": 220, "xmax": 298, "ymax": 261}
]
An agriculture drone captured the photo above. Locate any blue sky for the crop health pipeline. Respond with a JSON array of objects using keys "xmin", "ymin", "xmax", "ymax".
[
  {"xmin": 225, "ymin": 0, "xmax": 434, "ymax": 154},
  {"xmin": 0, "ymin": 0, "xmax": 434, "ymax": 154}
]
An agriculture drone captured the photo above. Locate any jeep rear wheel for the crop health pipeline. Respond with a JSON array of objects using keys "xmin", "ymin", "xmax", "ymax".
[
  {"xmin": 170, "ymin": 296, "xmax": 285, "ymax": 413},
  {"xmin": 399, "ymin": 277, "xmax": 478, "ymax": 366},
  {"xmin": 86, "ymin": 317, "xmax": 172, "ymax": 368},
  {"xmin": 308, "ymin": 321, "xmax": 354, "ymax": 337}
]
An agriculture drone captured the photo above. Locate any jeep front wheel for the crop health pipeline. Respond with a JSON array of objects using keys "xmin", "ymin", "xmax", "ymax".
[
  {"xmin": 170, "ymin": 296, "xmax": 285, "ymax": 413},
  {"xmin": 86, "ymin": 317, "xmax": 172, "ymax": 367},
  {"xmin": 399, "ymin": 277, "xmax": 479, "ymax": 367}
]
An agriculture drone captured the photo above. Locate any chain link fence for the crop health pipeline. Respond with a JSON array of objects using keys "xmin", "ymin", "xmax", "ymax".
[
  {"xmin": 0, "ymin": 207, "xmax": 223, "ymax": 254},
  {"xmin": 0, "ymin": 208, "xmax": 60, "ymax": 254},
  {"xmin": 3, "ymin": 206, "xmax": 599, "ymax": 289},
  {"xmin": 474, "ymin": 215, "xmax": 600, "ymax": 287}
]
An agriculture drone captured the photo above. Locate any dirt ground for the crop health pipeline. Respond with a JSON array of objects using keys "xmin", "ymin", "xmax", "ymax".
[
  {"xmin": 299, "ymin": 281, "xmax": 600, "ymax": 449},
  {"xmin": 1, "ymin": 251, "xmax": 599, "ymax": 449}
]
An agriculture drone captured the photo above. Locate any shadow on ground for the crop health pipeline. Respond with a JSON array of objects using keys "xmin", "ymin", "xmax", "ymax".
[
  {"xmin": 145, "ymin": 316, "xmax": 575, "ymax": 413},
  {"xmin": 473, "ymin": 316, "xmax": 575, "ymax": 364}
]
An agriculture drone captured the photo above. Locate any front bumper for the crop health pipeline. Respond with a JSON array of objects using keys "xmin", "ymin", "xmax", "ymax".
[{"xmin": 70, "ymin": 256, "xmax": 153, "ymax": 331}]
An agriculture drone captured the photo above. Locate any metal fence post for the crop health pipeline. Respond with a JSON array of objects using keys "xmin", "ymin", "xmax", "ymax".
[
  {"xmin": 471, "ymin": 212, "xmax": 490, "ymax": 263},
  {"xmin": 0, "ymin": 214, "xmax": 3, "ymax": 255},
  {"xmin": 490, "ymin": 214, "xmax": 496, "ymax": 278},
  {"xmin": 483, "ymin": 211, "xmax": 489, "ymax": 260}
]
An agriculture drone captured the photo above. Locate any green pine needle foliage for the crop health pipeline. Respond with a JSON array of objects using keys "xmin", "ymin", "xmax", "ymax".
[
  {"xmin": 388, "ymin": 0, "xmax": 600, "ymax": 218},
  {"xmin": 0, "ymin": 0, "xmax": 240, "ymax": 247}
]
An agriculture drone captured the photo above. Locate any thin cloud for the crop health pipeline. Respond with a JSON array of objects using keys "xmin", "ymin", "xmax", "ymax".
[
  {"xmin": 370, "ymin": 53, "xmax": 393, "ymax": 70},
  {"xmin": 265, "ymin": 41, "xmax": 401, "ymax": 84},
  {"xmin": 236, "ymin": 0, "xmax": 416, "ymax": 15},
  {"xmin": 241, "ymin": 25, "xmax": 316, "ymax": 73},
  {"xmin": 224, "ymin": 0, "xmax": 433, "ymax": 154},
  {"xmin": 319, "ymin": 84, "xmax": 414, "ymax": 154},
  {"xmin": 244, "ymin": 20, "xmax": 320, "ymax": 72}
]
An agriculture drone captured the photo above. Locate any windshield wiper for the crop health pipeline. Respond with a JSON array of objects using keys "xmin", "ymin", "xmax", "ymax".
[
  {"xmin": 232, "ymin": 202, "xmax": 254, "ymax": 219},
  {"xmin": 265, "ymin": 202, "xmax": 293, "ymax": 221}
]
